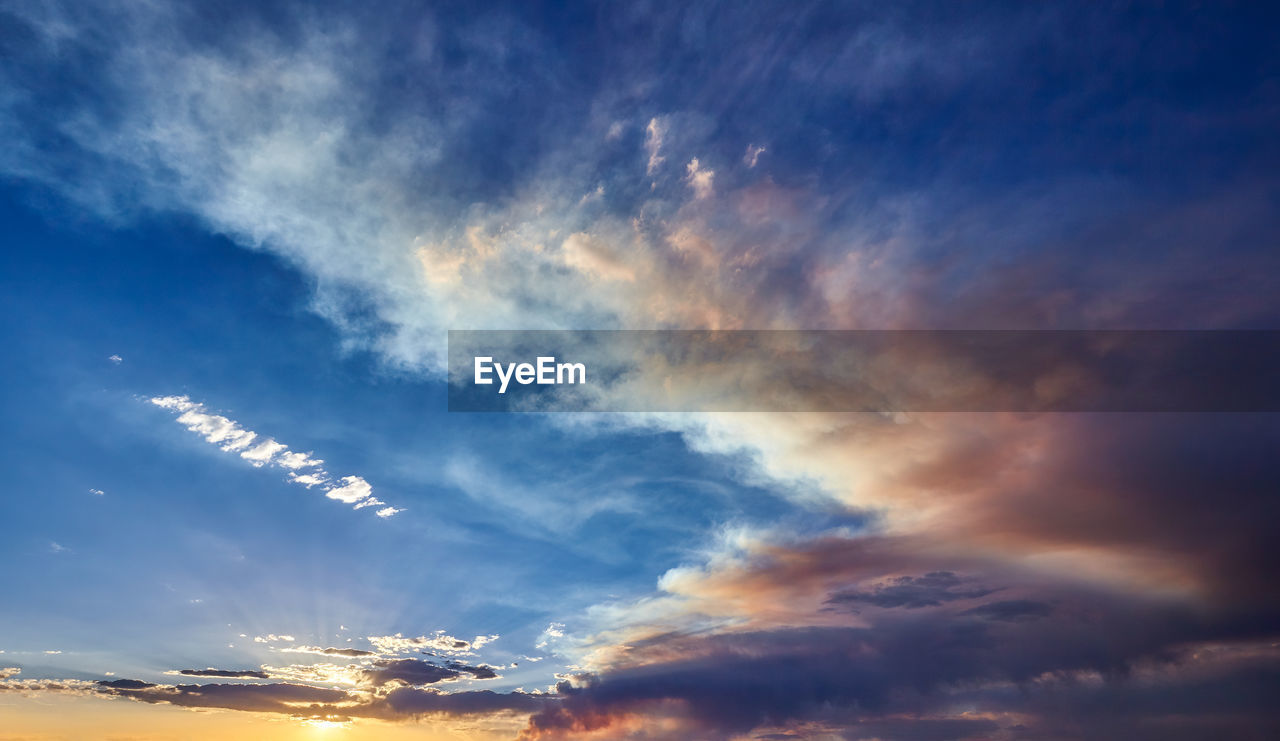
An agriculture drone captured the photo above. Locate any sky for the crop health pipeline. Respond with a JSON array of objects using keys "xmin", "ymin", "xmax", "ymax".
[{"xmin": 1, "ymin": 1, "xmax": 1279, "ymax": 739}]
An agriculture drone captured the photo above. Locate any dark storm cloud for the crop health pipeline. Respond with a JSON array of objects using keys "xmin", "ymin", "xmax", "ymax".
[
  {"xmin": 521, "ymin": 509, "xmax": 1280, "ymax": 740},
  {"xmin": 952, "ymin": 414, "xmax": 1280, "ymax": 607},
  {"xmin": 380, "ymin": 686, "xmax": 549, "ymax": 716},
  {"xmin": 838, "ymin": 717, "xmax": 1001, "ymax": 741},
  {"xmin": 826, "ymin": 571, "xmax": 995, "ymax": 609},
  {"xmin": 99, "ymin": 680, "xmax": 353, "ymax": 714},
  {"xmin": 525, "ymin": 599, "xmax": 1280, "ymax": 740},
  {"xmin": 356, "ymin": 658, "xmax": 500, "ymax": 687},
  {"xmin": 446, "ymin": 661, "xmax": 500, "ymax": 680},
  {"xmin": 82, "ymin": 676, "xmax": 552, "ymax": 721},
  {"xmin": 962, "ymin": 599, "xmax": 1052, "ymax": 623},
  {"xmin": 96, "ymin": 678, "xmax": 156, "ymax": 690},
  {"xmin": 359, "ymin": 658, "xmax": 462, "ymax": 686}
]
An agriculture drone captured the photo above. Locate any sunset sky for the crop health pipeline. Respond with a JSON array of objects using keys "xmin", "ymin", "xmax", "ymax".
[{"xmin": 2, "ymin": 2, "xmax": 1279, "ymax": 739}]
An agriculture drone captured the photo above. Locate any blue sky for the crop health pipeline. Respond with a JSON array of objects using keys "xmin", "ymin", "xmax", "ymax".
[
  {"xmin": 0, "ymin": 191, "xmax": 815, "ymax": 685},
  {"xmin": 2, "ymin": 2, "xmax": 1279, "ymax": 739}
]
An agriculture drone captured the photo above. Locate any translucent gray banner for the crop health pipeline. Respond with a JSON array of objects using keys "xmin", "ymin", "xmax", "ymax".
[{"xmin": 447, "ymin": 330, "xmax": 1280, "ymax": 412}]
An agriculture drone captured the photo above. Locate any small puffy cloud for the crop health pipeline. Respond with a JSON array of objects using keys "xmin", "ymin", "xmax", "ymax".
[
  {"xmin": 743, "ymin": 143, "xmax": 766, "ymax": 168},
  {"xmin": 239, "ymin": 439, "xmax": 287, "ymax": 467},
  {"xmin": 288, "ymin": 471, "xmax": 327, "ymax": 487},
  {"xmin": 277, "ymin": 450, "xmax": 323, "ymax": 470},
  {"xmin": 49, "ymin": 542, "xmax": 68, "ymax": 554},
  {"xmin": 535, "ymin": 623, "xmax": 565, "ymax": 650},
  {"xmin": 367, "ymin": 632, "xmax": 498, "ymax": 656},
  {"xmin": 685, "ymin": 157, "xmax": 714, "ymax": 199},
  {"xmin": 254, "ymin": 634, "xmax": 296, "ymax": 644},
  {"xmin": 644, "ymin": 117, "xmax": 666, "ymax": 175},
  {"xmin": 578, "ymin": 184, "xmax": 604, "ymax": 205},
  {"xmin": 88, "ymin": 488, "xmax": 104, "ymax": 496},
  {"xmin": 325, "ymin": 476, "xmax": 373, "ymax": 505},
  {"xmin": 107, "ymin": 354, "xmax": 123, "ymax": 364},
  {"xmin": 0, "ymin": 667, "xmax": 19, "ymax": 679}
]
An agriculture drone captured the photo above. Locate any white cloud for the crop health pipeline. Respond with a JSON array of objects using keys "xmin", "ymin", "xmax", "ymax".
[
  {"xmin": 88, "ymin": 488, "xmax": 105, "ymax": 496},
  {"xmin": 743, "ymin": 143, "xmax": 765, "ymax": 168},
  {"xmin": 150, "ymin": 395, "xmax": 399, "ymax": 517},
  {"xmin": 107, "ymin": 354, "xmax": 123, "ymax": 364},
  {"xmin": 324, "ymin": 475, "xmax": 373, "ymax": 505},
  {"xmin": 239, "ymin": 439, "xmax": 287, "ymax": 466},
  {"xmin": 0, "ymin": 667, "xmax": 19, "ymax": 679},
  {"xmin": 367, "ymin": 631, "xmax": 498, "ymax": 656},
  {"xmin": 288, "ymin": 472, "xmax": 327, "ymax": 487},
  {"xmin": 277, "ymin": 450, "xmax": 324, "ymax": 469},
  {"xmin": 535, "ymin": 622, "xmax": 565, "ymax": 650},
  {"xmin": 49, "ymin": 542, "xmax": 68, "ymax": 554},
  {"xmin": 685, "ymin": 157, "xmax": 714, "ymax": 200},
  {"xmin": 644, "ymin": 117, "xmax": 667, "ymax": 175},
  {"xmin": 578, "ymin": 183, "xmax": 604, "ymax": 205}
]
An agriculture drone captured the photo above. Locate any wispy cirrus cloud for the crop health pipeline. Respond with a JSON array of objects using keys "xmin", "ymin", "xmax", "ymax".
[
  {"xmin": 150, "ymin": 395, "xmax": 401, "ymax": 517},
  {"xmin": 278, "ymin": 645, "xmax": 376, "ymax": 658},
  {"xmin": 175, "ymin": 668, "xmax": 269, "ymax": 679}
]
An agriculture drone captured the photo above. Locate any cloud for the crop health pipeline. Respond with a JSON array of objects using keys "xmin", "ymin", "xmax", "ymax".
[
  {"xmin": 644, "ymin": 117, "xmax": 667, "ymax": 175},
  {"xmin": 88, "ymin": 488, "xmax": 104, "ymax": 496},
  {"xmin": 279, "ymin": 645, "xmax": 376, "ymax": 658},
  {"xmin": 107, "ymin": 354, "xmax": 122, "ymax": 364},
  {"xmin": 324, "ymin": 475, "xmax": 374, "ymax": 505},
  {"xmin": 2, "ymin": 673, "xmax": 552, "ymax": 724},
  {"xmin": 3, "ymin": 3, "xmax": 1279, "ymax": 738},
  {"xmin": 177, "ymin": 668, "xmax": 270, "ymax": 679},
  {"xmin": 150, "ymin": 395, "xmax": 399, "ymax": 516},
  {"xmin": 743, "ymin": 144, "xmax": 765, "ymax": 168},
  {"xmin": 560, "ymin": 232, "xmax": 636, "ymax": 283},
  {"xmin": 825, "ymin": 571, "xmax": 996, "ymax": 609},
  {"xmin": 258, "ymin": 654, "xmax": 498, "ymax": 689},
  {"xmin": 517, "ymin": 527, "xmax": 1280, "ymax": 739},
  {"xmin": 368, "ymin": 632, "xmax": 500, "ymax": 657},
  {"xmin": 962, "ymin": 599, "xmax": 1053, "ymax": 623},
  {"xmin": 356, "ymin": 658, "xmax": 498, "ymax": 687},
  {"xmin": 685, "ymin": 157, "xmax": 714, "ymax": 199}
]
